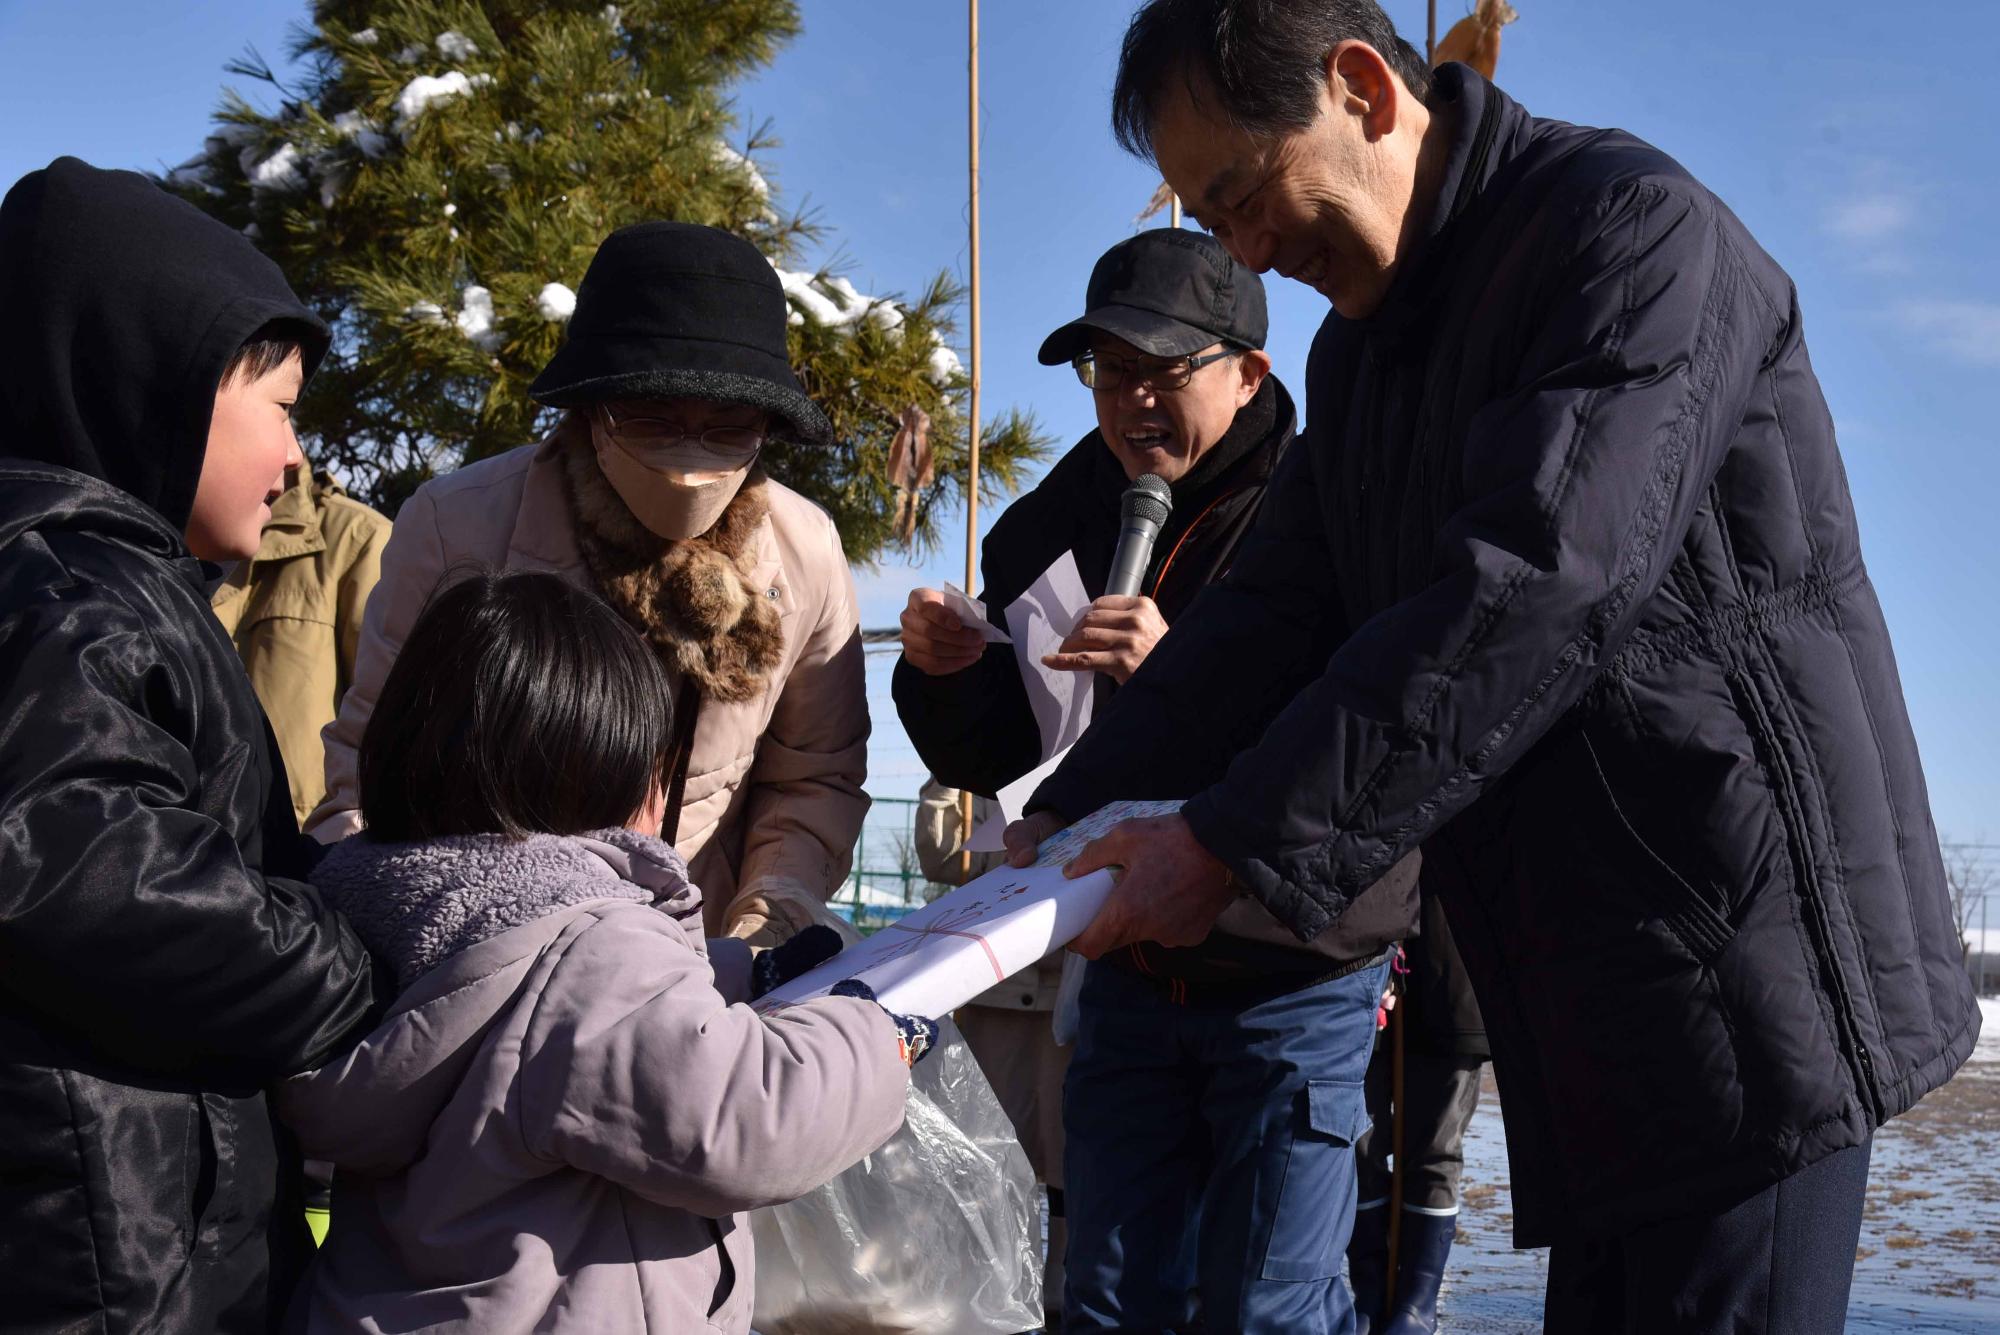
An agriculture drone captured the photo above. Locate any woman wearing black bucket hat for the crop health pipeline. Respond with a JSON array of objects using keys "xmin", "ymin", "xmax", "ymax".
[{"xmin": 309, "ymin": 222, "xmax": 868, "ymax": 948}]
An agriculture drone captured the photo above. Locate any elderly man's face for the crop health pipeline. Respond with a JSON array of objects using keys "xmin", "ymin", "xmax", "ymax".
[
  {"xmin": 1157, "ymin": 42, "xmax": 1428, "ymax": 320},
  {"xmin": 1088, "ymin": 334, "xmax": 1268, "ymax": 484}
]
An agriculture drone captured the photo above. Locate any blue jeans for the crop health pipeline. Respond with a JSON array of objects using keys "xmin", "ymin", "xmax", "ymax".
[{"xmin": 1062, "ymin": 953, "xmax": 1391, "ymax": 1334}]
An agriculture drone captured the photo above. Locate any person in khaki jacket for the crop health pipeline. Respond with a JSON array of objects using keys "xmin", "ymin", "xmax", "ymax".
[
  {"xmin": 308, "ymin": 222, "xmax": 869, "ymax": 947},
  {"xmin": 211, "ymin": 467, "xmax": 391, "ymax": 825}
]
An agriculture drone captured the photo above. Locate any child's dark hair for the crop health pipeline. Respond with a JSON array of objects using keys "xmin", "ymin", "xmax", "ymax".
[
  {"xmin": 221, "ymin": 319, "xmax": 313, "ymax": 387},
  {"xmin": 358, "ymin": 569, "xmax": 674, "ymax": 841}
]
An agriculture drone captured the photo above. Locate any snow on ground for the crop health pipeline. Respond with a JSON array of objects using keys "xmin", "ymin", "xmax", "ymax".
[{"xmin": 1439, "ymin": 996, "xmax": 2000, "ymax": 1332}]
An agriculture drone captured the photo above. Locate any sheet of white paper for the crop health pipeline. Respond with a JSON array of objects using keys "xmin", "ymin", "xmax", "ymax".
[
  {"xmin": 1004, "ymin": 551, "xmax": 1094, "ymax": 759},
  {"xmin": 966, "ymin": 749, "xmax": 1066, "ymax": 852},
  {"xmin": 756, "ymin": 799, "xmax": 1183, "ymax": 1019},
  {"xmin": 941, "ymin": 582, "xmax": 1010, "ymax": 643}
]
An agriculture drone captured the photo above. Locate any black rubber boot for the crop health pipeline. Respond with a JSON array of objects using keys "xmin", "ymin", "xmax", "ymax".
[
  {"xmin": 1380, "ymin": 1210, "xmax": 1456, "ymax": 1335},
  {"xmin": 1346, "ymin": 1204, "xmax": 1390, "ymax": 1335}
]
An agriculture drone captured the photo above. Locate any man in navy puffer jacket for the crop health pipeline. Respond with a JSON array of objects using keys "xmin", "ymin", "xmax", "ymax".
[{"xmin": 1009, "ymin": 4, "xmax": 1980, "ymax": 1331}]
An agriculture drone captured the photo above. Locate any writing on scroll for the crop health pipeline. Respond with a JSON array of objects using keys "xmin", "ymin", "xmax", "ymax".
[{"xmin": 873, "ymin": 896, "xmax": 1017, "ymax": 982}]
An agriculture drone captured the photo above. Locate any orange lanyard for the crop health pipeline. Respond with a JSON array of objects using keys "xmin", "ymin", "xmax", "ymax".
[{"xmin": 1148, "ymin": 487, "xmax": 1242, "ymax": 601}]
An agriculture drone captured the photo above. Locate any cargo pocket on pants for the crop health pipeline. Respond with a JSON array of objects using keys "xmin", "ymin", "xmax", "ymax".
[{"xmin": 1260, "ymin": 1077, "xmax": 1367, "ymax": 1282}]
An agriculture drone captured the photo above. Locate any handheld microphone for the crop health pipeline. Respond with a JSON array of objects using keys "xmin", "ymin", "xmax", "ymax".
[{"xmin": 1104, "ymin": 473, "xmax": 1174, "ymax": 599}]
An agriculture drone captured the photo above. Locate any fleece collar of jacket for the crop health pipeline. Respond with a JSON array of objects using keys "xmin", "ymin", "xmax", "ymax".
[{"xmin": 312, "ymin": 828, "xmax": 696, "ymax": 991}]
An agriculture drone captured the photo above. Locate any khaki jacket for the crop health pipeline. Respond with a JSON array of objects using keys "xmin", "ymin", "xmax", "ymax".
[
  {"xmin": 306, "ymin": 437, "xmax": 871, "ymax": 942},
  {"xmin": 211, "ymin": 471, "xmax": 391, "ymax": 825}
]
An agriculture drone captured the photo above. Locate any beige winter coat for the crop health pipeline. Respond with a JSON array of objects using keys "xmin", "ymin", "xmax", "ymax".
[
  {"xmin": 210, "ymin": 470, "xmax": 391, "ymax": 824},
  {"xmin": 306, "ymin": 433, "xmax": 870, "ymax": 941}
]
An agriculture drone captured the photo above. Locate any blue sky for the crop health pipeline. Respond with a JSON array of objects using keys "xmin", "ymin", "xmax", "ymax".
[{"xmin": 3, "ymin": 1, "xmax": 1996, "ymax": 836}]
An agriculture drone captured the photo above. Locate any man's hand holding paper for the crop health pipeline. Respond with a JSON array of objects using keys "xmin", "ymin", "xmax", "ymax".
[
  {"xmin": 899, "ymin": 586, "xmax": 997, "ymax": 676},
  {"xmin": 1041, "ymin": 593, "xmax": 1168, "ymax": 684}
]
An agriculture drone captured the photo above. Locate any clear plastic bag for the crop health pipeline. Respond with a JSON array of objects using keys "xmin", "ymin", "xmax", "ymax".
[{"xmin": 750, "ymin": 1018, "xmax": 1043, "ymax": 1334}]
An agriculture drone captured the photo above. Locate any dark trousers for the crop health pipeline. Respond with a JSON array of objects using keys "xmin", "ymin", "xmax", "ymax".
[
  {"xmin": 1544, "ymin": 1139, "xmax": 1872, "ymax": 1335},
  {"xmin": 1354, "ymin": 1044, "xmax": 1483, "ymax": 1214},
  {"xmin": 1062, "ymin": 954, "xmax": 1391, "ymax": 1334}
]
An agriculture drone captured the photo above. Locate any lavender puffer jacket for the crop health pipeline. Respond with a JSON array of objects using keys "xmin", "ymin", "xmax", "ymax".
[{"xmin": 277, "ymin": 828, "xmax": 908, "ymax": 1333}]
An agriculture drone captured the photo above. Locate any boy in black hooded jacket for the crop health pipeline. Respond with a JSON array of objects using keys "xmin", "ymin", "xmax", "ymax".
[{"xmin": 0, "ymin": 158, "xmax": 379, "ymax": 1332}]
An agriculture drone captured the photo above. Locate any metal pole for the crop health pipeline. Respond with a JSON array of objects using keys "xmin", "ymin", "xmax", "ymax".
[
  {"xmin": 1981, "ymin": 891, "xmax": 1990, "ymax": 995},
  {"xmin": 958, "ymin": 0, "xmax": 983, "ymax": 881},
  {"xmin": 1427, "ymin": 0, "xmax": 1437, "ymax": 63}
]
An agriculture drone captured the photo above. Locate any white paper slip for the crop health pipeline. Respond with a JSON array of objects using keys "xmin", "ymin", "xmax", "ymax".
[
  {"xmin": 965, "ymin": 749, "xmax": 1067, "ymax": 852},
  {"xmin": 941, "ymin": 582, "xmax": 1010, "ymax": 643},
  {"xmin": 1004, "ymin": 551, "xmax": 1095, "ymax": 758},
  {"xmin": 755, "ymin": 798, "xmax": 1185, "ymax": 1020}
]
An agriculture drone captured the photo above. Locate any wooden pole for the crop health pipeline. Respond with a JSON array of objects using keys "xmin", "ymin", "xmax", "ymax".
[
  {"xmin": 958, "ymin": 0, "xmax": 983, "ymax": 880},
  {"xmin": 1427, "ymin": 0, "xmax": 1438, "ymax": 63},
  {"xmin": 1169, "ymin": 193, "xmax": 1181, "ymax": 229}
]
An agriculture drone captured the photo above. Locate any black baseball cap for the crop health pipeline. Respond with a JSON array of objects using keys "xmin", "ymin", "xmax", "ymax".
[{"xmin": 1037, "ymin": 228, "xmax": 1268, "ymax": 366}]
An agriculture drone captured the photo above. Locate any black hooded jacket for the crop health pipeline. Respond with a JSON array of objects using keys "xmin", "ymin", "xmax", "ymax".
[
  {"xmin": 0, "ymin": 159, "xmax": 377, "ymax": 1333},
  {"xmin": 1035, "ymin": 67, "xmax": 1977, "ymax": 1241}
]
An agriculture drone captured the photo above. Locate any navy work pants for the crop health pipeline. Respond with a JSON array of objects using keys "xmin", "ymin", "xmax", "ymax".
[{"xmin": 1061, "ymin": 953, "xmax": 1391, "ymax": 1334}]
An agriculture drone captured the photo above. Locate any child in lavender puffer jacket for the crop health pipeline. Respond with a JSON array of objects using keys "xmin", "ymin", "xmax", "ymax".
[{"xmin": 277, "ymin": 570, "xmax": 919, "ymax": 1334}]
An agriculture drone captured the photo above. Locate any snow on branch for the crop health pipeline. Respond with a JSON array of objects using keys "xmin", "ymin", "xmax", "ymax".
[
  {"xmin": 455, "ymin": 285, "xmax": 503, "ymax": 352},
  {"xmin": 393, "ymin": 71, "xmax": 494, "ymax": 129},
  {"xmin": 536, "ymin": 282, "xmax": 577, "ymax": 322}
]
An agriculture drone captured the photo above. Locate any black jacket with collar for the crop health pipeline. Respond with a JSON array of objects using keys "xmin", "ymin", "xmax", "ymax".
[
  {"xmin": 1034, "ymin": 65, "xmax": 1976, "ymax": 1242},
  {"xmin": 895, "ymin": 377, "xmax": 1420, "ymax": 978},
  {"xmin": 0, "ymin": 158, "xmax": 379, "ymax": 1333},
  {"xmin": 896, "ymin": 376, "xmax": 1298, "ymax": 798}
]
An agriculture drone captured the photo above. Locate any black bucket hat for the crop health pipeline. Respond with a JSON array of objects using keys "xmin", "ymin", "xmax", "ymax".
[
  {"xmin": 1037, "ymin": 228, "xmax": 1267, "ymax": 366},
  {"xmin": 529, "ymin": 221, "xmax": 833, "ymax": 445}
]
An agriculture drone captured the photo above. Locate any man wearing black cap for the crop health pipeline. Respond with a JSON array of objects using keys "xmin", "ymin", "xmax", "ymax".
[{"xmin": 895, "ymin": 229, "xmax": 1418, "ymax": 1333}]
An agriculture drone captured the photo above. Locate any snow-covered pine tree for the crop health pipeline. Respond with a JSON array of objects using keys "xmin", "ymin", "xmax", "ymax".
[{"xmin": 165, "ymin": 0, "xmax": 1051, "ymax": 561}]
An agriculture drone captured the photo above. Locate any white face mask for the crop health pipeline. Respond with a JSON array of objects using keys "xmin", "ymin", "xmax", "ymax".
[{"xmin": 589, "ymin": 414, "xmax": 753, "ymax": 540}]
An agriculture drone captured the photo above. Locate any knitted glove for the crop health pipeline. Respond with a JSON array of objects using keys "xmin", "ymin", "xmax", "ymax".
[
  {"xmin": 749, "ymin": 924, "xmax": 846, "ymax": 1001},
  {"xmin": 831, "ymin": 978, "xmax": 940, "ymax": 1066}
]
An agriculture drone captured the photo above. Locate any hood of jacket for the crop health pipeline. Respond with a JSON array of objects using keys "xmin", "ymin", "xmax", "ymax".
[
  {"xmin": 0, "ymin": 156, "xmax": 329, "ymax": 532},
  {"xmin": 291, "ymin": 828, "xmax": 702, "ymax": 1172}
]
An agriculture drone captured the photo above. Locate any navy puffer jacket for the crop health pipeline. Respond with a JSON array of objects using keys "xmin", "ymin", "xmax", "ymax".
[{"xmin": 1037, "ymin": 64, "xmax": 1978, "ymax": 1244}]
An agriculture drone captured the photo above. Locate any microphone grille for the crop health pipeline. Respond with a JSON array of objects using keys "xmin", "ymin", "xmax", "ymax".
[{"xmin": 1123, "ymin": 472, "xmax": 1173, "ymax": 526}]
